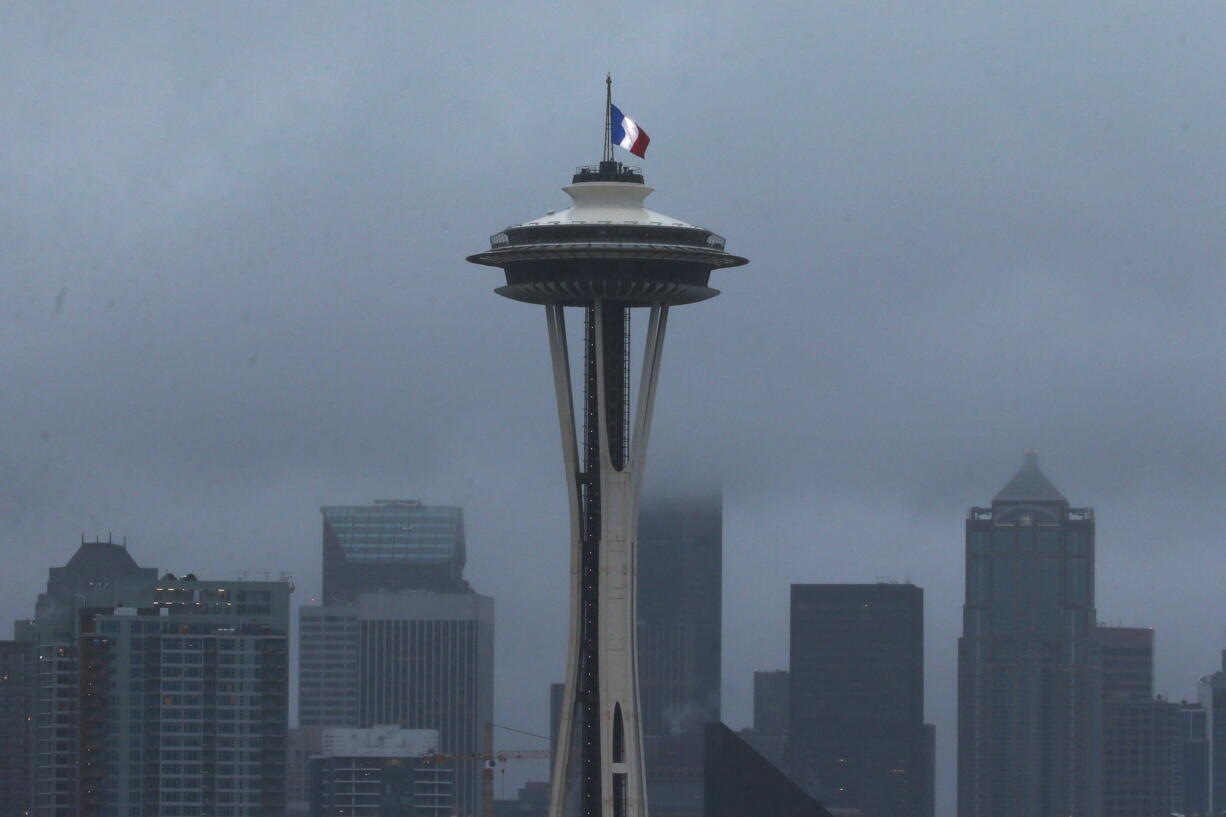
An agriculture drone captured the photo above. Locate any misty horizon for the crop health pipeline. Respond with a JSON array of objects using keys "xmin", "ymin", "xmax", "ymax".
[{"xmin": 5, "ymin": 4, "xmax": 1226, "ymax": 813}]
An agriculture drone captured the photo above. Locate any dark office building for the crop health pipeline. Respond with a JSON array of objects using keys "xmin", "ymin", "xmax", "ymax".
[
  {"xmin": 321, "ymin": 500, "xmax": 468, "ymax": 604},
  {"xmin": 789, "ymin": 583, "xmax": 934, "ymax": 817},
  {"xmin": 1099, "ymin": 626, "xmax": 1154, "ymax": 702},
  {"xmin": 1102, "ymin": 698, "xmax": 1178, "ymax": 817},
  {"xmin": 637, "ymin": 490, "xmax": 722, "ymax": 815},
  {"xmin": 1098, "ymin": 625, "xmax": 1177, "ymax": 817},
  {"xmin": 957, "ymin": 453, "xmax": 1102, "ymax": 817},
  {"xmin": 703, "ymin": 722, "xmax": 832, "ymax": 817},
  {"xmin": 637, "ymin": 490, "xmax": 722, "ymax": 736},
  {"xmin": 754, "ymin": 669, "xmax": 789, "ymax": 734},
  {"xmin": 0, "ymin": 635, "xmax": 35, "ymax": 817},
  {"xmin": 1177, "ymin": 705, "xmax": 1210, "ymax": 817}
]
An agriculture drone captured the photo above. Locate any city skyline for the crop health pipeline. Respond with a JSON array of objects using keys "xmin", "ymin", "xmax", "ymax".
[
  {"xmin": 6, "ymin": 6, "xmax": 1226, "ymax": 815},
  {"xmin": 3, "ymin": 456, "xmax": 1222, "ymax": 815}
]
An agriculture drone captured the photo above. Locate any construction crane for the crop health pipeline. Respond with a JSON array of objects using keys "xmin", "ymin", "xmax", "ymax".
[{"xmin": 419, "ymin": 723, "xmax": 551, "ymax": 816}]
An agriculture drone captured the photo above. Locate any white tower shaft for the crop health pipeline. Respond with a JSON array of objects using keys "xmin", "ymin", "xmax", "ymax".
[{"xmin": 546, "ymin": 301, "xmax": 669, "ymax": 817}]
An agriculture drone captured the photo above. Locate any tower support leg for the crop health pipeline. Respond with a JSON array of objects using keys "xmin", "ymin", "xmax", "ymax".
[{"xmin": 546, "ymin": 302, "xmax": 669, "ymax": 817}]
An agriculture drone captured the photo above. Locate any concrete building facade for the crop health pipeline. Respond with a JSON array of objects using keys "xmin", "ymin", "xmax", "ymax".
[{"xmin": 298, "ymin": 591, "xmax": 493, "ymax": 817}]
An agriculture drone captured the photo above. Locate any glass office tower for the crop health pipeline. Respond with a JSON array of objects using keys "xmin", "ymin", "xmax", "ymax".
[{"xmin": 321, "ymin": 500, "xmax": 467, "ymax": 604}]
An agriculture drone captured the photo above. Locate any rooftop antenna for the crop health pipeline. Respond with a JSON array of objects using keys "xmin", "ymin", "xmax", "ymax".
[{"xmin": 603, "ymin": 73, "xmax": 613, "ymax": 163}]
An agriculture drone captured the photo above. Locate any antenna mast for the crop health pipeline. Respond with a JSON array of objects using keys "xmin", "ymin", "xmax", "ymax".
[{"xmin": 603, "ymin": 73, "xmax": 613, "ymax": 162}]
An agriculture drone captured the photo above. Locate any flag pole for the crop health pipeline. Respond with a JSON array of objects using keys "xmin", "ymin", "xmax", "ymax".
[{"xmin": 603, "ymin": 73, "xmax": 613, "ymax": 163}]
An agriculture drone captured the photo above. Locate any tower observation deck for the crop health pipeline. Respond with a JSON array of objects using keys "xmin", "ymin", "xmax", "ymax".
[{"xmin": 469, "ymin": 158, "xmax": 747, "ymax": 817}]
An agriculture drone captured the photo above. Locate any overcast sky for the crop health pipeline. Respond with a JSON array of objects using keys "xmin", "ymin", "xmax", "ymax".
[{"xmin": 4, "ymin": 2, "xmax": 1226, "ymax": 811}]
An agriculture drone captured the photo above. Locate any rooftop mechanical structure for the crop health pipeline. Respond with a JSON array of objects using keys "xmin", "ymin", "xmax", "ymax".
[{"xmin": 468, "ymin": 157, "xmax": 747, "ymax": 817}]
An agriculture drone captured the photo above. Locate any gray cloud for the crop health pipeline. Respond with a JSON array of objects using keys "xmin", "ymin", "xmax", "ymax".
[{"xmin": 3, "ymin": 2, "xmax": 1226, "ymax": 809}]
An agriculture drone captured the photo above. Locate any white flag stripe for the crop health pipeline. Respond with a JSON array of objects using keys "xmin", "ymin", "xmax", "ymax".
[{"xmin": 618, "ymin": 116, "xmax": 640, "ymax": 151}]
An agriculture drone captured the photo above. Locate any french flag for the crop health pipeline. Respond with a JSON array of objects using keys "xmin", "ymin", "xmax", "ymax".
[{"xmin": 610, "ymin": 104, "xmax": 650, "ymax": 158}]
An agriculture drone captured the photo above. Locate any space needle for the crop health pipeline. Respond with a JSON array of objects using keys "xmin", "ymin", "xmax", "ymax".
[{"xmin": 468, "ymin": 79, "xmax": 748, "ymax": 817}]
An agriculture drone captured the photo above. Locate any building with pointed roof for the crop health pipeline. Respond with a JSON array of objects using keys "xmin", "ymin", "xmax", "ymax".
[
  {"xmin": 36, "ymin": 537, "xmax": 158, "ymax": 621},
  {"xmin": 957, "ymin": 453, "xmax": 1102, "ymax": 817},
  {"xmin": 992, "ymin": 451, "xmax": 1068, "ymax": 504}
]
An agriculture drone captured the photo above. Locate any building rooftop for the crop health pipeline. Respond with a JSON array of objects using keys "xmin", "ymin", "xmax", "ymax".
[
  {"xmin": 322, "ymin": 501, "xmax": 465, "ymax": 565},
  {"xmin": 993, "ymin": 452, "xmax": 1068, "ymax": 504},
  {"xmin": 62, "ymin": 540, "xmax": 143, "ymax": 576},
  {"xmin": 320, "ymin": 726, "xmax": 440, "ymax": 758}
]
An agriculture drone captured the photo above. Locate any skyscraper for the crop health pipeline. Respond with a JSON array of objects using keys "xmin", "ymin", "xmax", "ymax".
[
  {"xmin": 321, "ymin": 500, "xmax": 468, "ymax": 604},
  {"xmin": 789, "ymin": 583, "xmax": 934, "ymax": 817},
  {"xmin": 637, "ymin": 490, "xmax": 722, "ymax": 738},
  {"xmin": 467, "ymin": 98, "xmax": 748, "ymax": 817},
  {"xmin": 298, "ymin": 590, "xmax": 494, "ymax": 817},
  {"xmin": 32, "ymin": 539, "xmax": 158, "ymax": 817},
  {"xmin": 957, "ymin": 452, "xmax": 1102, "ymax": 817},
  {"xmin": 634, "ymin": 490, "xmax": 723, "ymax": 817}
]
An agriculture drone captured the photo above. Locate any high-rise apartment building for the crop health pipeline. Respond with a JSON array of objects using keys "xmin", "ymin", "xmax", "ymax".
[
  {"xmin": 298, "ymin": 591, "xmax": 493, "ymax": 817},
  {"xmin": 0, "ymin": 633, "xmax": 35, "ymax": 817},
  {"xmin": 31, "ymin": 539, "xmax": 159, "ymax": 817},
  {"xmin": 76, "ymin": 577, "xmax": 291, "ymax": 817},
  {"xmin": 321, "ymin": 501, "xmax": 468, "ymax": 604},
  {"xmin": 957, "ymin": 453, "xmax": 1102, "ymax": 817},
  {"xmin": 789, "ymin": 583, "xmax": 934, "ymax": 817}
]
